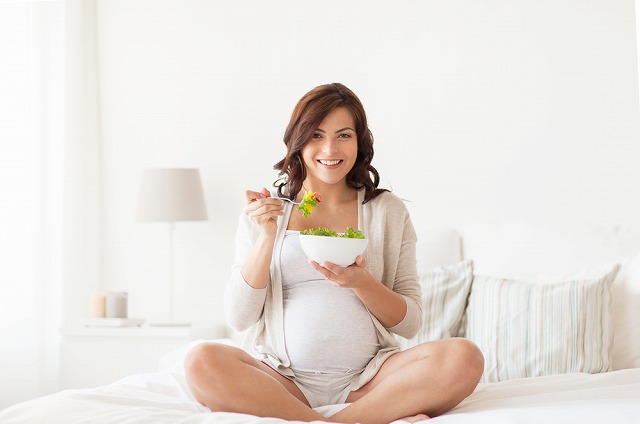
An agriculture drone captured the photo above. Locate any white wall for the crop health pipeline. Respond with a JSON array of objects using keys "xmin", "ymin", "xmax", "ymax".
[{"xmin": 90, "ymin": 0, "xmax": 640, "ymax": 328}]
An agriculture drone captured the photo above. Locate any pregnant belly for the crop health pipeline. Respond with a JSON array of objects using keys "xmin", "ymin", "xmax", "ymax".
[{"xmin": 283, "ymin": 280, "xmax": 380, "ymax": 373}]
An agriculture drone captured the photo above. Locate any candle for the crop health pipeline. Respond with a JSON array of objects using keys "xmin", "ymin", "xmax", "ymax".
[
  {"xmin": 89, "ymin": 294, "xmax": 106, "ymax": 318},
  {"xmin": 105, "ymin": 292, "xmax": 128, "ymax": 318}
]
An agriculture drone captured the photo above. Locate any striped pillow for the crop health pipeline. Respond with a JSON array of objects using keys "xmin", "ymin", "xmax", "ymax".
[
  {"xmin": 466, "ymin": 264, "xmax": 620, "ymax": 382},
  {"xmin": 397, "ymin": 259, "xmax": 473, "ymax": 350}
]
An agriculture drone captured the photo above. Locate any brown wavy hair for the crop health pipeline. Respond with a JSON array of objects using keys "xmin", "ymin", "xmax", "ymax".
[{"xmin": 273, "ymin": 83, "xmax": 388, "ymax": 204}]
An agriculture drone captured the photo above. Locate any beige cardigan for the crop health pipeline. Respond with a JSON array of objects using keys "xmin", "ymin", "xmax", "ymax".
[{"xmin": 224, "ymin": 189, "xmax": 421, "ymax": 391}]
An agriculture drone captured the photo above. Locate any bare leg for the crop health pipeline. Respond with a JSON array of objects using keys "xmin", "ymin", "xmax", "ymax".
[
  {"xmin": 184, "ymin": 342, "xmax": 328, "ymax": 421},
  {"xmin": 330, "ymin": 338, "xmax": 484, "ymax": 424}
]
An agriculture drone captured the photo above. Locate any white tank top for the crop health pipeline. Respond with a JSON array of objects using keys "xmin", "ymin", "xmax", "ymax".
[{"xmin": 280, "ymin": 231, "xmax": 380, "ymax": 373}]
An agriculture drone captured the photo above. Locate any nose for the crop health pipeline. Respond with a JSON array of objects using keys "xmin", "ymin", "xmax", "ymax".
[{"xmin": 321, "ymin": 137, "xmax": 339, "ymax": 154}]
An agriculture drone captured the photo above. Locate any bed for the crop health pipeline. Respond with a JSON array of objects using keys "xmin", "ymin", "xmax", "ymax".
[
  {"xmin": 0, "ymin": 340, "xmax": 639, "ymax": 424},
  {"xmin": 2, "ymin": 220, "xmax": 640, "ymax": 423}
]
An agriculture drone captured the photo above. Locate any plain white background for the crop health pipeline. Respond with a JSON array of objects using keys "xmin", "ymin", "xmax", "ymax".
[{"xmin": 85, "ymin": 0, "xmax": 640, "ymax": 330}]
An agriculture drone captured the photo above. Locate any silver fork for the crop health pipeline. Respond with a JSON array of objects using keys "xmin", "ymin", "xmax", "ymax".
[
  {"xmin": 251, "ymin": 196, "xmax": 302, "ymax": 205},
  {"xmin": 273, "ymin": 197, "xmax": 302, "ymax": 205}
]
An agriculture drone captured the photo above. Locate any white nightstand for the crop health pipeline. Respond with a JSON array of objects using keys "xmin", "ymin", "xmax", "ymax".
[{"xmin": 59, "ymin": 324, "xmax": 227, "ymax": 389}]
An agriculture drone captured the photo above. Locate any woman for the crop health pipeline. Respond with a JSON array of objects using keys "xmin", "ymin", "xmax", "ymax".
[{"xmin": 185, "ymin": 83, "xmax": 483, "ymax": 423}]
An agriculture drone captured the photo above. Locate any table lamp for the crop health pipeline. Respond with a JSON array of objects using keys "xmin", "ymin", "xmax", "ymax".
[{"xmin": 135, "ymin": 168, "xmax": 208, "ymax": 326}]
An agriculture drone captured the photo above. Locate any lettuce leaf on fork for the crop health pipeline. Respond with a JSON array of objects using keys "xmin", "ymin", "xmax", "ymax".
[{"xmin": 297, "ymin": 190, "xmax": 323, "ymax": 217}]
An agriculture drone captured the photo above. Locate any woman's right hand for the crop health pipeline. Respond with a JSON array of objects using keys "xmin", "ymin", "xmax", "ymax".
[
  {"xmin": 239, "ymin": 188, "xmax": 284, "ymax": 290},
  {"xmin": 243, "ymin": 187, "xmax": 285, "ymax": 237}
]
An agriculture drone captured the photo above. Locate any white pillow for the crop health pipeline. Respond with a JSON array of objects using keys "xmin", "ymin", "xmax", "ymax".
[
  {"xmin": 466, "ymin": 263, "xmax": 620, "ymax": 383},
  {"xmin": 612, "ymin": 252, "xmax": 640, "ymax": 370},
  {"xmin": 397, "ymin": 259, "xmax": 473, "ymax": 350}
]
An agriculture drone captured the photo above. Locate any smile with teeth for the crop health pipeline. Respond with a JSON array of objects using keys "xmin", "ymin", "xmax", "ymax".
[{"xmin": 318, "ymin": 159, "xmax": 342, "ymax": 166}]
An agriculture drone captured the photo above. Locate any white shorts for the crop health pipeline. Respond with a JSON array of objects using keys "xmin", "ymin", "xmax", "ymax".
[
  {"xmin": 264, "ymin": 362, "xmax": 358, "ymax": 408},
  {"xmin": 291, "ymin": 369, "xmax": 357, "ymax": 408}
]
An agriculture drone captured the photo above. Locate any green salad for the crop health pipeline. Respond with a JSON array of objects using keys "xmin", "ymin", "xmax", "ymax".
[{"xmin": 300, "ymin": 227, "xmax": 365, "ymax": 239}]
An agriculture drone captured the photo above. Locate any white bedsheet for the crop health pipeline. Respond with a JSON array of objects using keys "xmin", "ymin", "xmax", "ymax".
[{"xmin": 2, "ymin": 340, "xmax": 640, "ymax": 424}]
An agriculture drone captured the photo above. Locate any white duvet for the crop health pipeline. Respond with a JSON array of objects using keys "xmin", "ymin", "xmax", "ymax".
[{"xmin": 2, "ymin": 340, "xmax": 640, "ymax": 424}]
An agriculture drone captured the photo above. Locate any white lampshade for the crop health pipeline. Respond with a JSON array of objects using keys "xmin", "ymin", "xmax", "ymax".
[{"xmin": 136, "ymin": 168, "xmax": 208, "ymax": 222}]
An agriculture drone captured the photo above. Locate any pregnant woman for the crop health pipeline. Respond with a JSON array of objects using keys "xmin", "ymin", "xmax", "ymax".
[{"xmin": 185, "ymin": 82, "xmax": 483, "ymax": 423}]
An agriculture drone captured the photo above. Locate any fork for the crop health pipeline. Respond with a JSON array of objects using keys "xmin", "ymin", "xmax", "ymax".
[
  {"xmin": 273, "ymin": 197, "xmax": 302, "ymax": 205},
  {"xmin": 251, "ymin": 196, "xmax": 302, "ymax": 205}
]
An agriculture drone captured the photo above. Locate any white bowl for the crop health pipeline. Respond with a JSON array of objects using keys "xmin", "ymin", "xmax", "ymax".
[{"xmin": 299, "ymin": 234, "xmax": 369, "ymax": 267}]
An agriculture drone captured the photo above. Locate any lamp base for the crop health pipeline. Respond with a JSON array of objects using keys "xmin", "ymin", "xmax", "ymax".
[{"xmin": 148, "ymin": 321, "xmax": 191, "ymax": 327}]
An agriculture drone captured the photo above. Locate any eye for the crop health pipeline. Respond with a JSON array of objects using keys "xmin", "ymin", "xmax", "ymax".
[
  {"xmin": 312, "ymin": 132, "xmax": 323, "ymax": 139},
  {"xmin": 338, "ymin": 133, "xmax": 352, "ymax": 139}
]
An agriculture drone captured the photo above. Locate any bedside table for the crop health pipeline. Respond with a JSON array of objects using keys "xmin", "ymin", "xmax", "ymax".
[{"xmin": 59, "ymin": 325, "xmax": 226, "ymax": 389}]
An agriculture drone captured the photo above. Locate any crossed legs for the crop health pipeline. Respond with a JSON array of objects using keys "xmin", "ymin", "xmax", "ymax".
[{"xmin": 184, "ymin": 338, "xmax": 484, "ymax": 423}]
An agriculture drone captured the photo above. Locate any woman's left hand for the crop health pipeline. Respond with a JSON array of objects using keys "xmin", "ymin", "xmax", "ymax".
[
  {"xmin": 310, "ymin": 255, "xmax": 407, "ymax": 327},
  {"xmin": 307, "ymin": 256, "xmax": 373, "ymax": 289}
]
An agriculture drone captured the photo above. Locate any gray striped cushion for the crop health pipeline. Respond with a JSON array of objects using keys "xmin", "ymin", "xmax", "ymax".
[
  {"xmin": 397, "ymin": 259, "xmax": 473, "ymax": 349},
  {"xmin": 466, "ymin": 264, "xmax": 620, "ymax": 382}
]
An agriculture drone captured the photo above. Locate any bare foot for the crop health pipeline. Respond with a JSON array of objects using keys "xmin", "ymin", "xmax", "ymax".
[{"xmin": 398, "ymin": 414, "xmax": 430, "ymax": 423}]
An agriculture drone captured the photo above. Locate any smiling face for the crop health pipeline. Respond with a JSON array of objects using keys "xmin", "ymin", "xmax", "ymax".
[{"xmin": 301, "ymin": 107, "xmax": 358, "ymax": 189}]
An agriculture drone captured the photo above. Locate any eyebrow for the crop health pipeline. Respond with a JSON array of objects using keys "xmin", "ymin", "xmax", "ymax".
[{"xmin": 315, "ymin": 127, "xmax": 356, "ymax": 134}]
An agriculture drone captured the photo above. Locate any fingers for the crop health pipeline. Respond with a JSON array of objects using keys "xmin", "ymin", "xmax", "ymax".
[
  {"xmin": 243, "ymin": 188, "xmax": 285, "ymax": 227},
  {"xmin": 308, "ymin": 259, "xmax": 327, "ymax": 273},
  {"xmin": 244, "ymin": 188, "xmax": 268, "ymax": 204},
  {"xmin": 244, "ymin": 198, "xmax": 284, "ymax": 215},
  {"xmin": 245, "ymin": 187, "xmax": 272, "ymax": 201},
  {"xmin": 244, "ymin": 188, "xmax": 283, "ymax": 209},
  {"xmin": 314, "ymin": 257, "xmax": 365, "ymax": 274},
  {"xmin": 243, "ymin": 201, "xmax": 284, "ymax": 226},
  {"xmin": 307, "ymin": 256, "xmax": 369, "ymax": 288},
  {"xmin": 244, "ymin": 188, "xmax": 282, "ymax": 211},
  {"xmin": 307, "ymin": 257, "xmax": 363, "ymax": 274},
  {"xmin": 307, "ymin": 259, "xmax": 344, "ymax": 281}
]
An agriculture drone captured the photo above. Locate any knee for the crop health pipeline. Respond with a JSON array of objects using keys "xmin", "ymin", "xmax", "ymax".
[
  {"xmin": 444, "ymin": 338, "xmax": 484, "ymax": 388},
  {"xmin": 184, "ymin": 342, "xmax": 234, "ymax": 384}
]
